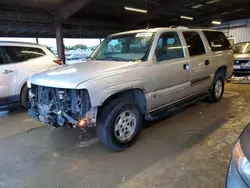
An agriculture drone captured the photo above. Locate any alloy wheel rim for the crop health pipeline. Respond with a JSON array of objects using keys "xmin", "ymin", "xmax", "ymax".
[
  {"xmin": 114, "ymin": 110, "xmax": 136, "ymax": 141},
  {"xmin": 215, "ymin": 80, "xmax": 223, "ymax": 98}
]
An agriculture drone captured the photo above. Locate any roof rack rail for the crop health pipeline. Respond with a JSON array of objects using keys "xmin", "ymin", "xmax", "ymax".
[
  {"xmin": 187, "ymin": 26, "xmax": 211, "ymax": 29},
  {"xmin": 170, "ymin": 26, "xmax": 189, "ymax": 29}
]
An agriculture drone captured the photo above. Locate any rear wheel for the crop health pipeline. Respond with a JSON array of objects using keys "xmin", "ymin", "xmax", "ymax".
[
  {"xmin": 96, "ymin": 99, "xmax": 142, "ymax": 151},
  {"xmin": 208, "ymin": 74, "xmax": 224, "ymax": 103},
  {"xmin": 20, "ymin": 84, "xmax": 30, "ymax": 109}
]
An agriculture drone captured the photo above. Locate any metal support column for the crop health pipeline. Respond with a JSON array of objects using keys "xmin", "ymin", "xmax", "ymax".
[
  {"xmin": 36, "ymin": 38, "xmax": 39, "ymax": 44},
  {"xmin": 99, "ymin": 38, "xmax": 102, "ymax": 44},
  {"xmin": 55, "ymin": 23, "xmax": 65, "ymax": 63}
]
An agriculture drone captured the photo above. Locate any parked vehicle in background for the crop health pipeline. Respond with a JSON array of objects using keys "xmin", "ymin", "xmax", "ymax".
[
  {"xmin": 228, "ymin": 36, "xmax": 236, "ymax": 46},
  {"xmin": 29, "ymin": 28, "xmax": 233, "ymax": 151},
  {"xmin": 227, "ymin": 123, "xmax": 250, "ymax": 188},
  {"xmin": 232, "ymin": 42, "xmax": 250, "ymax": 76},
  {"xmin": 0, "ymin": 41, "xmax": 63, "ymax": 108}
]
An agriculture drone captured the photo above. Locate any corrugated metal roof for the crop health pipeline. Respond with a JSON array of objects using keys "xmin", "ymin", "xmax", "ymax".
[{"xmin": 213, "ymin": 19, "xmax": 250, "ymax": 43}]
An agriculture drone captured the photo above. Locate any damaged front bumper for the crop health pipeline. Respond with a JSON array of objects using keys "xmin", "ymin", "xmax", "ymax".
[
  {"xmin": 28, "ymin": 106, "xmax": 97, "ymax": 128},
  {"xmin": 29, "ymin": 84, "xmax": 97, "ymax": 128}
]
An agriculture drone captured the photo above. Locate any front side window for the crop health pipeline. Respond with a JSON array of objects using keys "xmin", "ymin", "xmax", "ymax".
[
  {"xmin": 90, "ymin": 32, "xmax": 154, "ymax": 62},
  {"xmin": 203, "ymin": 31, "xmax": 231, "ymax": 52},
  {"xmin": 232, "ymin": 42, "xmax": 250, "ymax": 54},
  {"xmin": 155, "ymin": 32, "xmax": 184, "ymax": 62},
  {"xmin": 183, "ymin": 32, "xmax": 206, "ymax": 57},
  {"xmin": 2, "ymin": 46, "xmax": 46, "ymax": 63}
]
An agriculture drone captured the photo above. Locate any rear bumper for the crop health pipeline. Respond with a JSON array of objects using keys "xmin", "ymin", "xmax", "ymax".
[
  {"xmin": 0, "ymin": 95, "xmax": 20, "ymax": 106},
  {"xmin": 226, "ymin": 160, "xmax": 248, "ymax": 188}
]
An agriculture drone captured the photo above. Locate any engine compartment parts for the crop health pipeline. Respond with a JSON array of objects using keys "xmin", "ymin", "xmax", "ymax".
[{"xmin": 28, "ymin": 84, "xmax": 96, "ymax": 127}]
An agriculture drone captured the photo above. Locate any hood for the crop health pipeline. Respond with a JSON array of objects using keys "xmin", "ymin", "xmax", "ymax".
[
  {"xmin": 234, "ymin": 54, "xmax": 250, "ymax": 59},
  {"xmin": 30, "ymin": 61, "xmax": 137, "ymax": 89}
]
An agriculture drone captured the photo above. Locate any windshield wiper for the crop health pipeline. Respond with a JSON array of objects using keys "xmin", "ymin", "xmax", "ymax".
[{"xmin": 101, "ymin": 57, "xmax": 125, "ymax": 61}]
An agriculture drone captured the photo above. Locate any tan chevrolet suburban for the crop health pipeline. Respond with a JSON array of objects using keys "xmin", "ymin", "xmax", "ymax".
[{"xmin": 28, "ymin": 27, "xmax": 234, "ymax": 151}]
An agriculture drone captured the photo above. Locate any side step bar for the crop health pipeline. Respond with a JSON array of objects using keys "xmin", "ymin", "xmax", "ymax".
[{"xmin": 145, "ymin": 91, "xmax": 210, "ymax": 121}]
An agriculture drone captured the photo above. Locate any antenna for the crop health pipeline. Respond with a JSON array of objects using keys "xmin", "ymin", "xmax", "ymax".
[{"xmin": 146, "ymin": 23, "xmax": 150, "ymax": 29}]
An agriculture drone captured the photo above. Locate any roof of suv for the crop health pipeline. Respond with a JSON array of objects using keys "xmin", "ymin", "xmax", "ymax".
[
  {"xmin": 0, "ymin": 41, "xmax": 47, "ymax": 48},
  {"xmin": 110, "ymin": 27, "xmax": 218, "ymax": 37}
]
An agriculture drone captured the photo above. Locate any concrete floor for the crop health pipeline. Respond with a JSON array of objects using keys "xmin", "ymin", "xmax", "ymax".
[{"xmin": 0, "ymin": 83, "xmax": 250, "ymax": 188}]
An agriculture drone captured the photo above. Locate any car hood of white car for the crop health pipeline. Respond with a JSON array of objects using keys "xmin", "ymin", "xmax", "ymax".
[{"xmin": 30, "ymin": 60, "xmax": 138, "ymax": 89}]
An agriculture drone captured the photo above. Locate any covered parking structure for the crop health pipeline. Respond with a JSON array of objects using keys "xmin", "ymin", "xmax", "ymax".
[
  {"xmin": 2, "ymin": 1, "xmax": 250, "ymax": 188},
  {"xmin": 0, "ymin": 0, "xmax": 249, "ymax": 62}
]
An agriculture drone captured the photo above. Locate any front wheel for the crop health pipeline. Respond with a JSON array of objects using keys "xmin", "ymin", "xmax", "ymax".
[
  {"xmin": 208, "ymin": 75, "xmax": 224, "ymax": 103},
  {"xmin": 96, "ymin": 99, "xmax": 142, "ymax": 151}
]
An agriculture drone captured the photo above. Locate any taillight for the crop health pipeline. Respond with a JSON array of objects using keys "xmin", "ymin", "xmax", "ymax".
[{"xmin": 53, "ymin": 60, "xmax": 64, "ymax": 65}]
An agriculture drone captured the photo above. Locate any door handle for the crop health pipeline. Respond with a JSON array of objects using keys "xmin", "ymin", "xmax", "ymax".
[
  {"xmin": 2, "ymin": 70, "xmax": 14, "ymax": 74},
  {"xmin": 205, "ymin": 60, "xmax": 210, "ymax": 66},
  {"xmin": 183, "ymin": 63, "xmax": 190, "ymax": 70}
]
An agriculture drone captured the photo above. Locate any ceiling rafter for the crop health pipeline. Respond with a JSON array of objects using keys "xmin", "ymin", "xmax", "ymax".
[
  {"xmin": 54, "ymin": 0, "xmax": 94, "ymax": 21},
  {"xmin": 0, "ymin": 0, "xmax": 249, "ymax": 38}
]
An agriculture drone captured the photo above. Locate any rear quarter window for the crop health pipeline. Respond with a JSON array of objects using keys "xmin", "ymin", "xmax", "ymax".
[
  {"xmin": 203, "ymin": 31, "xmax": 231, "ymax": 52},
  {"xmin": 2, "ymin": 46, "xmax": 46, "ymax": 63}
]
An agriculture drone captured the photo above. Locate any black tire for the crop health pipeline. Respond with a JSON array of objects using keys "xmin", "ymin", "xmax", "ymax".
[
  {"xmin": 20, "ymin": 84, "xmax": 30, "ymax": 109},
  {"xmin": 96, "ymin": 99, "xmax": 142, "ymax": 151},
  {"xmin": 207, "ymin": 74, "xmax": 224, "ymax": 103}
]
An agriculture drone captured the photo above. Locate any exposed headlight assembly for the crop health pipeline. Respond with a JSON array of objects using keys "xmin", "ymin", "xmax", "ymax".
[{"xmin": 232, "ymin": 140, "xmax": 250, "ymax": 184}]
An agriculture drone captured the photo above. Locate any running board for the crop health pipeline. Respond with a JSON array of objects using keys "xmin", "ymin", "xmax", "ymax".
[{"xmin": 145, "ymin": 91, "xmax": 210, "ymax": 121}]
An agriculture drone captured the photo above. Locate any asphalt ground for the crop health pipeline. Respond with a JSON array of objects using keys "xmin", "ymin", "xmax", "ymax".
[{"xmin": 0, "ymin": 82, "xmax": 249, "ymax": 188}]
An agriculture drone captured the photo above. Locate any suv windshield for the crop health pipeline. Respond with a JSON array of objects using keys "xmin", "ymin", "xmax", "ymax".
[
  {"xmin": 90, "ymin": 32, "xmax": 154, "ymax": 62},
  {"xmin": 232, "ymin": 42, "xmax": 250, "ymax": 54}
]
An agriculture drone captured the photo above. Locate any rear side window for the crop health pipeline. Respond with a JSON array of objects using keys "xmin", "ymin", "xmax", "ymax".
[
  {"xmin": 2, "ymin": 46, "xmax": 46, "ymax": 63},
  {"xmin": 203, "ymin": 31, "xmax": 231, "ymax": 52},
  {"xmin": 183, "ymin": 32, "xmax": 206, "ymax": 57}
]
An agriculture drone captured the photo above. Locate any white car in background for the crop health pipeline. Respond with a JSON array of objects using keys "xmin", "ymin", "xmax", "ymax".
[{"xmin": 0, "ymin": 42, "xmax": 63, "ymax": 108}]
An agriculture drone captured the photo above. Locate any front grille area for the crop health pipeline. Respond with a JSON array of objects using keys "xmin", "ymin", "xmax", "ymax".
[
  {"xmin": 234, "ymin": 59, "xmax": 250, "ymax": 65},
  {"xmin": 30, "ymin": 84, "xmax": 91, "ymax": 120}
]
